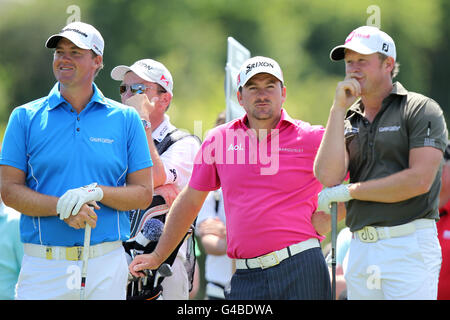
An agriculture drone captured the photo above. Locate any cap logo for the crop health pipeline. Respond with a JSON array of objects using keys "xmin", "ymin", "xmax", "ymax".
[
  {"xmin": 382, "ymin": 43, "xmax": 389, "ymax": 52},
  {"xmin": 61, "ymin": 28, "xmax": 88, "ymax": 38},
  {"xmin": 160, "ymin": 75, "xmax": 170, "ymax": 86},
  {"xmin": 137, "ymin": 61, "xmax": 153, "ymax": 71},
  {"xmin": 237, "ymin": 74, "xmax": 241, "ymax": 86},
  {"xmin": 245, "ymin": 61, "xmax": 274, "ymax": 75},
  {"xmin": 345, "ymin": 31, "xmax": 370, "ymax": 44}
]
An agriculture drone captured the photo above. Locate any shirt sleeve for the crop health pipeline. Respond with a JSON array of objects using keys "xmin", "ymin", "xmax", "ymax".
[
  {"xmin": 407, "ymin": 97, "xmax": 448, "ymax": 152},
  {"xmin": 126, "ymin": 108, "xmax": 153, "ymax": 173},
  {"xmin": 160, "ymin": 135, "xmax": 200, "ymax": 189},
  {"xmin": 0, "ymin": 107, "xmax": 28, "ymax": 172}
]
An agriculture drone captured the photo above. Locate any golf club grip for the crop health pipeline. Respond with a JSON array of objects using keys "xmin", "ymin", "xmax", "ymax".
[
  {"xmin": 81, "ymin": 225, "xmax": 91, "ymax": 289},
  {"xmin": 82, "ymin": 225, "xmax": 92, "ymax": 263}
]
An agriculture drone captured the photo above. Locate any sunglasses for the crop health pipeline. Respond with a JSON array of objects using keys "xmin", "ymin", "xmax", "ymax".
[{"xmin": 119, "ymin": 83, "xmax": 148, "ymax": 95}]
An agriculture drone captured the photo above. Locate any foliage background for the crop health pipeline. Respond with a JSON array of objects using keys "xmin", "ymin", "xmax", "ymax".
[
  {"xmin": 0, "ymin": 0, "xmax": 448, "ymax": 299},
  {"xmin": 1, "ymin": 0, "xmax": 448, "ymax": 136}
]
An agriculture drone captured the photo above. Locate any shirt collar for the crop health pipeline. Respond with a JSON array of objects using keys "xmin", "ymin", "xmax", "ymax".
[
  {"xmin": 47, "ymin": 82, "xmax": 108, "ymax": 110},
  {"xmin": 238, "ymin": 108, "xmax": 296, "ymax": 129},
  {"xmin": 349, "ymin": 81, "xmax": 408, "ymax": 116},
  {"xmin": 390, "ymin": 81, "xmax": 408, "ymax": 96},
  {"xmin": 152, "ymin": 114, "xmax": 176, "ymax": 143}
]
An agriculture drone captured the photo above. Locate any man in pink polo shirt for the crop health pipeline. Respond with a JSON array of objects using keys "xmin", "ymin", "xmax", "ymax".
[{"xmin": 129, "ymin": 56, "xmax": 331, "ymax": 299}]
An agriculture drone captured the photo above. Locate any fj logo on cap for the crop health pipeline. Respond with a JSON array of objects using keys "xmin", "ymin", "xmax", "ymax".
[
  {"xmin": 382, "ymin": 43, "xmax": 389, "ymax": 52},
  {"xmin": 245, "ymin": 61, "xmax": 274, "ymax": 75}
]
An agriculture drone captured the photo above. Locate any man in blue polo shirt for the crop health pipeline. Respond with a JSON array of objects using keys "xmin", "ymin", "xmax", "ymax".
[{"xmin": 0, "ymin": 21, "xmax": 153, "ymax": 300}]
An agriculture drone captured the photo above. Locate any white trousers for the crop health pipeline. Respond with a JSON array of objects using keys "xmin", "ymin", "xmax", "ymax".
[
  {"xmin": 160, "ymin": 240, "xmax": 189, "ymax": 300},
  {"xmin": 345, "ymin": 221, "xmax": 442, "ymax": 300},
  {"xmin": 16, "ymin": 246, "xmax": 128, "ymax": 300}
]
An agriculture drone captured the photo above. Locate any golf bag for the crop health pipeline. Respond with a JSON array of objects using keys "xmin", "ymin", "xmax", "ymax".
[{"xmin": 123, "ymin": 129, "xmax": 200, "ymax": 300}]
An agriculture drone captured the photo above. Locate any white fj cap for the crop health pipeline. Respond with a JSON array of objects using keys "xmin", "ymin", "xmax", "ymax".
[
  {"xmin": 237, "ymin": 56, "xmax": 284, "ymax": 88},
  {"xmin": 45, "ymin": 21, "xmax": 104, "ymax": 56},
  {"xmin": 330, "ymin": 26, "xmax": 396, "ymax": 61},
  {"xmin": 111, "ymin": 59, "xmax": 174, "ymax": 97}
]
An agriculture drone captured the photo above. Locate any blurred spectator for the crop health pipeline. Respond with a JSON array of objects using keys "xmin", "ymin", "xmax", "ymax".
[
  {"xmin": 196, "ymin": 189, "xmax": 232, "ymax": 299},
  {"xmin": 437, "ymin": 144, "xmax": 450, "ymax": 300},
  {"xmin": 0, "ymin": 198, "xmax": 23, "ymax": 299}
]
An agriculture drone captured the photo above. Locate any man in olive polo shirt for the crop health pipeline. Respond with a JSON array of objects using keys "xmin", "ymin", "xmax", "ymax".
[{"xmin": 314, "ymin": 26, "xmax": 447, "ymax": 299}]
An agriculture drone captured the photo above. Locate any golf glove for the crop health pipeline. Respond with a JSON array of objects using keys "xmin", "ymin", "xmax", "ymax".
[
  {"xmin": 318, "ymin": 184, "xmax": 353, "ymax": 214},
  {"xmin": 57, "ymin": 183, "xmax": 103, "ymax": 220}
]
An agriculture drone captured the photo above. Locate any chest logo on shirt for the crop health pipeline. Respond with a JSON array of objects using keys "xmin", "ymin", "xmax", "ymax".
[
  {"xmin": 89, "ymin": 137, "xmax": 114, "ymax": 144},
  {"xmin": 378, "ymin": 125, "xmax": 400, "ymax": 133},
  {"xmin": 228, "ymin": 143, "xmax": 244, "ymax": 151}
]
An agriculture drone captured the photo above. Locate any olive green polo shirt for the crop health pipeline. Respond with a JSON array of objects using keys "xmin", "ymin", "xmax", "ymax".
[{"xmin": 344, "ymin": 82, "xmax": 448, "ymax": 231}]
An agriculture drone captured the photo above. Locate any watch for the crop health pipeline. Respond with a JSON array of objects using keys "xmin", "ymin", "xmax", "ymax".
[{"xmin": 141, "ymin": 119, "xmax": 151, "ymax": 130}]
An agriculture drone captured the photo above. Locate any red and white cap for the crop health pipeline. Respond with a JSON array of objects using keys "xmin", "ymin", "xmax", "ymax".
[
  {"xmin": 111, "ymin": 59, "xmax": 173, "ymax": 97},
  {"xmin": 45, "ymin": 22, "xmax": 104, "ymax": 56},
  {"xmin": 237, "ymin": 56, "xmax": 284, "ymax": 88},
  {"xmin": 330, "ymin": 26, "xmax": 396, "ymax": 61}
]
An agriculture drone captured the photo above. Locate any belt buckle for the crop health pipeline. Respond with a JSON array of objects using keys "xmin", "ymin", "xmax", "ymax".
[
  {"xmin": 66, "ymin": 246, "xmax": 83, "ymax": 261},
  {"xmin": 357, "ymin": 226, "xmax": 378, "ymax": 243},
  {"xmin": 46, "ymin": 247, "xmax": 53, "ymax": 260},
  {"xmin": 257, "ymin": 252, "xmax": 279, "ymax": 269}
]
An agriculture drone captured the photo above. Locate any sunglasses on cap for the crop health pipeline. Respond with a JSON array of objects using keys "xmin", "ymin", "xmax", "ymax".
[{"xmin": 119, "ymin": 83, "xmax": 148, "ymax": 95}]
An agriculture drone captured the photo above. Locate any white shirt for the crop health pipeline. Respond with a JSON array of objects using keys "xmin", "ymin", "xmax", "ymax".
[{"xmin": 152, "ymin": 114, "xmax": 200, "ymax": 190}]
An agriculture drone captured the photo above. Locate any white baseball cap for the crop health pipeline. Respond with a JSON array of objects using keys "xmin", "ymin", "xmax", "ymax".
[
  {"xmin": 111, "ymin": 59, "xmax": 173, "ymax": 97},
  {"xmin": 330, "ymin": 26, "xmax": 396, "ymax": 61},
  {"xmin": 46, "ymin": 22, "xmax": 104, "ymax": 56},
  {"xmin": 237, "ymin": 56, "xmax": 284, "ymax": 89}
]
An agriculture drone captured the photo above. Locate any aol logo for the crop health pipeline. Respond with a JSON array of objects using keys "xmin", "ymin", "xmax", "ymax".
[
  {"xmin": 66, "ymin": 265, "xmax": 81, "ymax": 290},
  {"xmin": 227, "ymin": 144, "xmax": 244, "ymax": 151},
  {"xmin": 366, "ymin": 265, "xmax": 381, "ymax": 290}
]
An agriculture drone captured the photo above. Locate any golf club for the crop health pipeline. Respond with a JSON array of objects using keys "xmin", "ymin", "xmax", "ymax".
[
  {"xmin": 80, "ymin": 223, "xmax": 91, "ymax": 300},
  {"xmin": 331, "ymin": 202, "xmax": 338, "ymax": 300},
  {"xmin": 153, "ymin": 263, "xmax": 173, "ymax": 289}
]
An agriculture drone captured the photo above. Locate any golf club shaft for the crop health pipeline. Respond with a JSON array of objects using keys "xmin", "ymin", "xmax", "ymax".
[
  {"xmin": 331, "ymin": 202, "xmax": 337, "ymax": 300},
  {"xmin": 80, "ymin": 224, "xmax": 91, "ymax": 300}
]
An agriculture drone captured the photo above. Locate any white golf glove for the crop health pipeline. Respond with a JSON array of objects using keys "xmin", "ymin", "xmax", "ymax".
[
  {"xmin": 318, "ymin": 184, "xmax": 353, "ymax": 214},
  {"xmin": 57, "ymin": 183, "xmax": 103, "ymax": 220}
]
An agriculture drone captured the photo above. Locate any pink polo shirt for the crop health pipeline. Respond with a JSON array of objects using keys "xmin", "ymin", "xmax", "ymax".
[{"xmin": 189, "ymin": 109, "xmax": 325, "ymax": 259}]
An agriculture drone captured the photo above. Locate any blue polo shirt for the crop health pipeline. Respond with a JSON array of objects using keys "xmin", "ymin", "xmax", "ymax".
[{"xmin": 0, "ymin": 83, "xmax": 152, "ymax": 246}]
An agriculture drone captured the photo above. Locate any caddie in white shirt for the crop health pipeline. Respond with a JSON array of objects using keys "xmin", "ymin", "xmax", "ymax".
[{"xmin": 111, "ymin": 59, "xmax": 200, "ymax": 299}]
